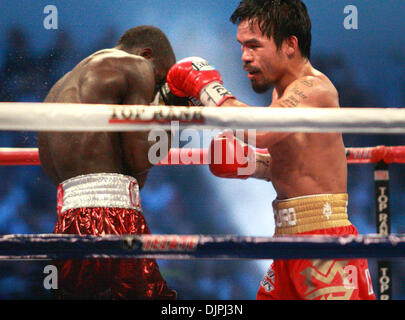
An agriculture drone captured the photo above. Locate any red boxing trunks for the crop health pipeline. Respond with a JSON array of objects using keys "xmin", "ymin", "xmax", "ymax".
[
  {"xmin": 53, "ymin": 173, "xmax": 176, "ymax": 299},
  {"xmin": 257, "ymin": 193, "xmax": 376, "ymax": 300}
]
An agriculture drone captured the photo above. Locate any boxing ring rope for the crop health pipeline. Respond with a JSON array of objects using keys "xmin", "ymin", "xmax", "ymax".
[
  {"xmin": 1, "ymin": 102, "xmax": 405, "ymax": 133},
  {"xmin": 1, "ymin": 102, "xmax": 404, "ymax": 299},
  {"xmin": 1, "ymin": 145, "xmax": 405, "ymax": 166},
  {"xmin": 0, "ymin": 234, "xmax": 405, "ymax": 261}
]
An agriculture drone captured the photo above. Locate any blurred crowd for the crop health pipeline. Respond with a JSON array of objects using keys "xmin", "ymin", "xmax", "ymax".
[{"xmin": 0, "ymin": 26, "xmax": 404, "ymax": 299}]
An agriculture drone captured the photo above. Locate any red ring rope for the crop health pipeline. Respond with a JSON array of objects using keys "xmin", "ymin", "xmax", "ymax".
[{"xmin": 0, "ymin": 146, "xmax": 405, "ymax": 166}]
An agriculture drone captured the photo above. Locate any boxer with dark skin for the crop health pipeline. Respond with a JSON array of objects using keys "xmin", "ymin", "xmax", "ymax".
[
  {"xmin": 38, "ymin": 25, "xmax": 179, "ymax": 299},
  {"xmin": 38, "ymin": 28, "xmax": 173, "ymax": 188}
]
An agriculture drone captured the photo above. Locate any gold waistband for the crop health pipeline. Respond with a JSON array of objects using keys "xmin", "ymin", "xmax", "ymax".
[{"xmin": 273, "ymin": 193, "xmax": 352, "ymax": 235}]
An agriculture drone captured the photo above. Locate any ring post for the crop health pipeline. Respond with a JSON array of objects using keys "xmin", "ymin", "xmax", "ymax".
[{"xmin": 374, "ymin": 160, "xmax": 392, "ymax": 300}]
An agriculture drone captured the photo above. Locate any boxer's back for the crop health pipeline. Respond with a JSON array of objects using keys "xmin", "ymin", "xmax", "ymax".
[{"xmin": 38, "ymin": 49, "xmax": 155, "ymax": 185}]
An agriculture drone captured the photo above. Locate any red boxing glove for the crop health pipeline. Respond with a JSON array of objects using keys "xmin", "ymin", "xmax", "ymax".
[
  {"xmin": 209, "ymin": 131, "xmax": 271, "ymax": 180},
  {"xmin": 167, "ymin": 57, "xmax": 235, "ymax": 106}
]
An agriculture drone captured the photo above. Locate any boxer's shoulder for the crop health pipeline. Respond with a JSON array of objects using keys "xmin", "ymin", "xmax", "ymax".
[
  {"xmin": 86, "ymin": 48, "xmax": 154, "ymax": 78},
  {"xmin": 76, "ymin": 49, "xmax": 154, "ymax": 102},
  {"xmin": 283, "ymin": 73, "xmax": 339, "ymax": 109}
]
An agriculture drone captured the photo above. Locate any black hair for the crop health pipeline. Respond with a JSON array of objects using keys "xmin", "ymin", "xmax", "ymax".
[
  {"xmin": 230, "ymin": 0, "xmax": 312, "ymax": 58},
  {"xmin": 117, "ymin": 25, "xmax": 175, "ymax": 67}
]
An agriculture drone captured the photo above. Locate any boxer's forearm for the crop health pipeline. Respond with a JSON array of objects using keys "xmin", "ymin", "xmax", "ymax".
[{"xmin": 219, "ymin": 98, "xmax": 249, "ymax": 107}]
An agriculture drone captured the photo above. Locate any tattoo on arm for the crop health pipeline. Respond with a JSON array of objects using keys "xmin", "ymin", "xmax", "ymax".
[
  {"xmin": 301, "ymin": 79, "xmax": 314, "ymax": 87},
  {"xmin": 275, "ymin": 85, "xmax": 309, "ymax": 108},
  {"xmin": 291, "ymin": 86, "xmax": 308, "ymax": 99},
  {"xmin": 276, "ymin": 96, "xmax": 299, "ymax": 108}
]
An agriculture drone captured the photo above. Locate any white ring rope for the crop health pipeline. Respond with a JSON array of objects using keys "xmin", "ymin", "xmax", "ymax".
[{"xmin": 1, "ymin": 103, "xmax": 405, "ymax": 133}]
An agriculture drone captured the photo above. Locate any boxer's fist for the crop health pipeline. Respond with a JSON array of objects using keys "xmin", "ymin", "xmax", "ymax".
[
  {"xmin": 209, "ymin": 131, "xmax": 253, "ymax": 179},
  {"xmin": 209, "ymin": 132, "xmax": 271, "ymax": 180},
  {"xmin": 167, "ymin": 57, "xmax": 222, "ymax": 98},
  {"xmin": 152, "ymin": 82, "xmax": 202, "ymax": 106},
  {"xmin": 167, "ymin": 57, "xmax": 234, "ymax": 106}
]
